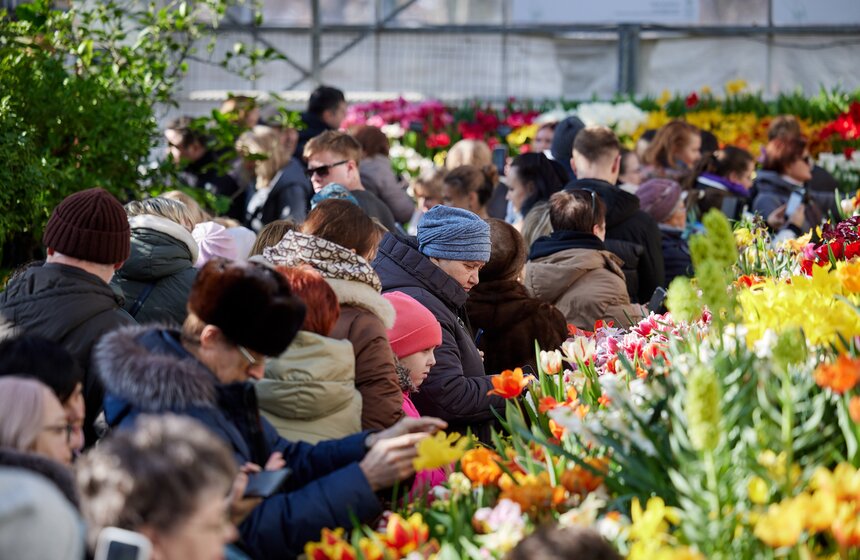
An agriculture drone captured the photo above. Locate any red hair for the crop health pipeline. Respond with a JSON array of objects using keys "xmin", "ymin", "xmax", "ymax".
[{"xmin": 275, "ymin": 265, "xmax": 340, "ymax": 336}]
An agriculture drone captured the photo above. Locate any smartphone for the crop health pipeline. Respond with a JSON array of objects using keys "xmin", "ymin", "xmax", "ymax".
[
  {"xmin": 648, "ymin": 287, "xmax": 668, "ymax": 314},
  {"xmin": 785, "ymin": 189, "xmax": 805, "ymax": 219},
  {"xmin": 94, "ymin": 527, "xmax": 152, "ymax": 560},
  {"xmin": 243, "ymin": 467, "xmax": 292, "ymax": 499},
  {"xmin": 492, "ymin": 146, "xmax": 507, "ymax": 177}
]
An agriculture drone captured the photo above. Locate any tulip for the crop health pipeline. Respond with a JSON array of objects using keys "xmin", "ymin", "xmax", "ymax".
[{"xmin": 487, "ymin": 368, "xmax": 532, "ymax": 399}]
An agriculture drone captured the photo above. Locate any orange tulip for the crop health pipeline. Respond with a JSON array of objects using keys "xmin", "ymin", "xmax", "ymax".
[
  {"xmin": 814, "ymin": 354, "xmax": 860, "ymax": 394},
  {"xmin": 487, "ymin": 368, "xmax": 532, "ymax": 399},
  {"xmin": 461, "ymin": 447, "xmax": 503, "ymax": 486},
  {"xmin": 850, "ymin": 396, "xmax": 860, "ymax": 423},
  {"xmin": 538, "ymin": 396, "xmax": 561, "ymax": 413}
]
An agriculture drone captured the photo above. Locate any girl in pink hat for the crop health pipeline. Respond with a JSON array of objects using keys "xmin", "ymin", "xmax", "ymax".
[{"xmin": 382, "ymin": 291, "xmax": 446, "ymax": 495}]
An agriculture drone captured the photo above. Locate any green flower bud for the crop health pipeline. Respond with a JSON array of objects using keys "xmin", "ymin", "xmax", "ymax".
[{"xmin": 686, "ymin": 364, "xmax": 722, "ymax": 452}]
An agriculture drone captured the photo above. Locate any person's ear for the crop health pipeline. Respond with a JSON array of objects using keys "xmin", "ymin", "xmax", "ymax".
[
  {"xmin": 611, "ymin": 153, "xmax": 621, "ymax": 175},
  {"xmin": 570, "ymin": 155, "xmax": 578, "ymax": 176},
  {"xmin": 199, "ymin": 324, "xmax": 223, "ymax": 350},
  {"xmin": 468, "ymin": 191, "xmax": 479, "ymax": 211},
  {"xmin": 136, "ymin": 526, "xmax": 163, "ymax": 560},
  {"xmin": 113, "ymin": 261, "xmax": 125, "ymax": 271}
]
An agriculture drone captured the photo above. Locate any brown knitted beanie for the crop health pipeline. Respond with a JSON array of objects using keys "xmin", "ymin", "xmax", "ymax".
[{"xmin": 43, "ymin": 188, "xmax": 130, "ymax": 264}]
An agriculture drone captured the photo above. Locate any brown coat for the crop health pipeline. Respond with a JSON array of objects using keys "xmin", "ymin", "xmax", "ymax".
[
  {"xmin": 328, "ymin": 278, "xmax": 404, "ymax": 430},
  {"xmin": 524, "ymin": 248, "xmax": 645, "ymax": 330},
  {"xmin": 466, "ymin": 279, "xmax": 568, "ymax": 376}
]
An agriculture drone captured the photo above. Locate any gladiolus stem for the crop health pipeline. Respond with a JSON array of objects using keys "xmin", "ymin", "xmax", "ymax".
[{"xmin": 781, "ymin": 366, "xmax": 795, "ymax": 496}]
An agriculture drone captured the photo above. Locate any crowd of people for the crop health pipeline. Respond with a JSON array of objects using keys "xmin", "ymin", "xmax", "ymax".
[{"xmin": 0, "ymin": 84, "xmax": 843, "ymax": 559}]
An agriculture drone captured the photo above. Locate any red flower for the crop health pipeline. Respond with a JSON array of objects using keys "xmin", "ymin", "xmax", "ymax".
[
  {"xmin": 685, "ymin": 92, "xmax": 699, "ymax": 108},
  {"xmin": 425, "ymin": 133, "xmax": 450, "ymax": 149}
]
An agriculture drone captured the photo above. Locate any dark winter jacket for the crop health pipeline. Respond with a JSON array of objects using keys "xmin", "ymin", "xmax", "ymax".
[
  {"xmin": 564, "ymin": 178, "xmax": 665, "ymax": 302},
  {"xmin": 180, "ymin": 150, "xmax": 246, "ymax": 221},
  {"xmin": 249, "ymin": 158, "xmax": 313, "ymax": 227},
  {"xmin": 693, "ymin": 172, "xmax": 750, "ymax": 219},
  {"xmin": 112, "ymin": 215, "xmax": 198, "ymax": 325},
  {"xmin": 359, "ymin": 155, "xmax": 415, "ymax": 224},
  {"xmin": 0, "ymin": 263, "xmax": 136, "ymax": 446},
  {"xmin": 466, "ymin": 279, "xmax": 568, "ymax": 376},
  {"xmin": 373, "ymin": 234, "xmax": 506, "ymax": 441},
  {"xmin": 752, "ymin": 170, "xmax": 825, "ymax": 233},
  {"xmin": 95, "ymin": 326, "xmax": 380, "ymax": 560},
  {"xmin": 352, "ymin": 189, "xmax": 399, "ymax": 233},
  {"xmin": 659, "ymin": 226, "xmax": 693, "ymax": 286}
]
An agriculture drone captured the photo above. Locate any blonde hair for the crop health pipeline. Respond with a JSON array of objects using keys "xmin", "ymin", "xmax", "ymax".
[
  {"xmin": 0, "ymin": 377, "xmax": 50, "ymax": 452},
  {"xmin": 236, "ymin": 126, "xmax": 291, "ymax": 189},
  {"xmin": 160, "ymin": 191, "xmax": 211, "ymax": 225},
  {"xmin": 124, "ymin": 197, "xmax": 196, "ymax": 231},
  {"xmin": 410, "ymin": 168, "xmax": 446, "ymax": 200},
  {"xmin": 521, "ymin": 201, "xmax": 553, "ymax": 250},
  {"xmin": 445, "ymin": 139, "xmax": 492, "ymax": 170},
  {"xmin": 304, "ymin": 130, "xmax": 362, "ymax": 163},
  {"xmin": 212, "ymin": 216, "xmax": 241, "ymax": 229}
]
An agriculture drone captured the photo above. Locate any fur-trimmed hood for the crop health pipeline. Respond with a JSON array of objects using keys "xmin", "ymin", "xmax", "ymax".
[
  {"xmin": 327, "ymin": 278, "xmax": 395, "ymax": 329},
  {"xmin": 95, "ymin": 325, "xmax": 217, "ymax": 416}
]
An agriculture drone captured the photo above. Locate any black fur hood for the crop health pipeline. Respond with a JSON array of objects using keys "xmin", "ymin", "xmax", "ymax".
[{"xmin": 95, "ymin": 325, "xmax": 217, "ymax": 413}]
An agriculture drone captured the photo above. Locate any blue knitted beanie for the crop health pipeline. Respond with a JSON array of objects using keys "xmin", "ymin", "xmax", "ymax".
[
  {"xmin": 311, "ymin": 183, "xmax": 359, "ymax": 209},
  {"xmin": 417, "ymin": 206, "xmax": 491, "ymax": 262}
]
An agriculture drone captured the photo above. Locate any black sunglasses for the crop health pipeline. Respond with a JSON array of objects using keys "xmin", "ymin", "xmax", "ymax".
[
  {"xmin": 305, "ymin": 160, "xmax": 348, "ymax": 178},
  {"xmin": 571, "ymin": 188, "xmax": 598, "ymax": 219}
]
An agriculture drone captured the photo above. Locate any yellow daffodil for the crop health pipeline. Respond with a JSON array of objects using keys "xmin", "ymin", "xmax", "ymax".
[
  {"xmin": 725, "ymin": 78, "xmax": 748, "ymax": 95},
  {"xmin": 748, "ymin": 476, "xmax": 769, "ymax": 505},
  {"xmin": 413, "ymin": 431, "xmax": 468, "ymax": 471}
]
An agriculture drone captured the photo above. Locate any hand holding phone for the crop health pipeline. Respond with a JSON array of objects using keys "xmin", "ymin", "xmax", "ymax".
[
  {"xmin": 94, "ymin": 527, "xmax": 152, "ymax": 560},
  {"xmin": 243, "ymin": 467, "xmax": 291, "ymax": 499}
]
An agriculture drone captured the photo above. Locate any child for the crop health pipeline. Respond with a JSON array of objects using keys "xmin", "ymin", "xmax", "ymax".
[{"xmin": 382, "ymin": 291, "xmax": 445, "ymax": 494}]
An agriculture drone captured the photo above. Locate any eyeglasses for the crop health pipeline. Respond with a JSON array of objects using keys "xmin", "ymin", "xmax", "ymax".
[
  {"xmin": 43, "ymin": 423, "xmax": 74, "ymax": 443},
  {"xmin": 305, "ymin": 160, "xmax": 348, "ymax": 178},
  {"xmin": 236, "ymin": 344, "xmax": 261, "ymax": 367}
]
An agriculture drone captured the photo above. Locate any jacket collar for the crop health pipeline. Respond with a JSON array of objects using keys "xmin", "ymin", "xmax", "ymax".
[
  {"xmin": 95, "ymin": 326, "xmax": 218, "ymax": 416},
  {"xmin": 529, "ymin": 230, "xmax": 605, "ymax": 260},
  {"xmin": 374, "ymin": 233, "xmax": 469, "ymax": 309},
  {"xmin": 128, "ymin": 215, "xmax": 199, "ymax": 263}
]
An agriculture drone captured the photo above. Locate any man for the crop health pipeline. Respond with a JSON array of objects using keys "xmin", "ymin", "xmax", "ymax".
[
  {"xmin": 0, "ymin": 188, "xmax": 136, "ymax": 446},
  {"xmin": 295, "ymin": 85, "xmax": 347, "ymax": 160},
  {"xmin": 94, "ymin": 258, "xmax": 443, "ymax": 558},
  {"xmin": 304, "ymin": 130, "xmax": 399, "ymax": 232},
  {"xmin": 164, "ymin": 116, "xmax": 245, "ymax": 221},
  {"xmin": 524, "ymin": 191, "xmax": 645, "ymax": 329},
  {"xmin": 564, "ymin": 126, "xmax": 665, "ymax": 303}
]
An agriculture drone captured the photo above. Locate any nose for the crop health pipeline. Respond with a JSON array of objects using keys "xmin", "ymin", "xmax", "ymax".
[
  {"xmin": 427, "ymin": 351, "xmax": 436, "ymax": 368},
  {"xmin": 247, "ymin": 363, "xmax": 266, "ymax": 381}
]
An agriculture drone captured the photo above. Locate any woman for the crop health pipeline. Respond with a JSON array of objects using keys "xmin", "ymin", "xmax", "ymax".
[
  {"xmin": 531, "ymin": 122, "xmax": 556, "ymax": 154},
  {"xmin": 76, "ymin": 414, "xmax": 238, "ymax": 560},
  {"xmin": 688, "ymin": 146, "xmax": 755, "ymax": 218},
  {"xmin": 114, "ymin": 197, "xmax": 199, "ymax": 324},
  {"xmin": 373, "ymin": 205, "xmax": 507, "ymax": 442},
  {"xmin": 0, "ymin": 377, "xmax": 72, "ymax": 465},
  {"xmin": 249, "ymin": 219, "xmax": 298, "ymax": 256},
  {"xmin": 617, "ymin": 148, "xmax": 643, "ymax": 194},
  {"xmin": 352, "ymin": 125, "xmax": 415, "ymax": 224},
  {"xmin": 505, "ymin": 152, "xmax": 564, "ymax": 230},
  {"xmin": 642, "ymin": 120, "xmax": 702, "ymax": 182},
  {"xmin": 636, "ymin": 179, "xmax": 693, "ymax": 286},
  {"xmin": 262, "ymin": 200, "xmax": 403, "ymax": 430},
  {"xmin": 237, "ymin": 125, "xmax": 312, "ymax": 229},
  {"xmin": 0, "ymin": 336, "xmax": 85, "ymax": 455},
  {"xmin": 466, "ymin": 219, "xmax": 568, "ymax": 376},
  {"xmin": 753, "ymin": 135, "xmax": 822, "ymax": 239},
  {"xmin": 256, "ymin": 266, "xmax": 362, "ymax": 443},
  {"xmin": 442, "ymin": 164, "xmax": 498, "ymax": 220},
  {"xmin": 446, "ymin": 139, "xmax": 507, "ymax": 219}
]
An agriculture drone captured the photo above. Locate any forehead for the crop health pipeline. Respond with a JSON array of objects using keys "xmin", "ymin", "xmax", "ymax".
[{"xmin": 308, "ymin": 150, "xmax": 345, "ymax": 164}]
